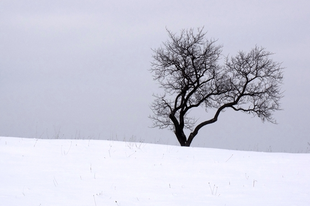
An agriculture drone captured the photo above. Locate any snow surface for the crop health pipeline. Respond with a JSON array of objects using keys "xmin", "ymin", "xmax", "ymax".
[{"xmin": 1, "ymin": 137, "xmax": 309, "ymax": 206}]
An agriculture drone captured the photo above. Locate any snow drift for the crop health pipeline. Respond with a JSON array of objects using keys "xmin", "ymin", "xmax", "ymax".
[{"xmin": 1, "ymin": 137, "xmax": 309, "ymax": 205}]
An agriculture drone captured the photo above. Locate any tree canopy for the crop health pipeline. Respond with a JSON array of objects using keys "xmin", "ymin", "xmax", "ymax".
[{"xmin": 150, "ymin": 28, "xmax": 283, "ymax": 146}]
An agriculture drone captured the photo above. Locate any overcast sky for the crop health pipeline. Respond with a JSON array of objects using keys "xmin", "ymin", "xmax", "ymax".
[{"xmin": 1, "ymin": 0, "xmax": 310, "ymax": 152}]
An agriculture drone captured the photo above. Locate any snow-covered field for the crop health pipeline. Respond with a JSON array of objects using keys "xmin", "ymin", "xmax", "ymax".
[{"xmin": 1, "ymin": 137, "xmax": 309, "ymax": 205}]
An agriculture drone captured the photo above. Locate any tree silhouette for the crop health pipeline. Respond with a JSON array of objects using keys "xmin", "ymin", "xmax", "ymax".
[{"xmin": 150, "ymin": 28, "xmax": 283, "ymax": 146}]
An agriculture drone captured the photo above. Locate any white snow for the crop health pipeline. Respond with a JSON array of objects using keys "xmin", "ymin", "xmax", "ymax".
[{"xmin": 1, "ymin": 136, "xmax": 309, "ymax": 205}]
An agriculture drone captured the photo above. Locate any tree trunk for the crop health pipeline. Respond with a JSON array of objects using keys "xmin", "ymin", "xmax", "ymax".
[{"xmin": 174, "ymin": 127, "xmax": 188, "ymax": 146}]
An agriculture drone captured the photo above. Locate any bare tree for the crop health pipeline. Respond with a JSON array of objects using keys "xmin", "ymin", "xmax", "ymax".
[{"xmin": 150, "ymin": 28, "xmax": 283, "ymax": 146}]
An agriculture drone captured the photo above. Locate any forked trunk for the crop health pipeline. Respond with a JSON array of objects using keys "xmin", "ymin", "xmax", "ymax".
[{"xmin": 176, "ymin": 131, "xmax": 196, "ymax": 147}]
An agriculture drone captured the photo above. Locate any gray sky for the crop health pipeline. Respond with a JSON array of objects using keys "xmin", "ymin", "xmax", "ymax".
[{"xmin": 1, "ymin": 0, "xmax": 310, "ymax": 152}]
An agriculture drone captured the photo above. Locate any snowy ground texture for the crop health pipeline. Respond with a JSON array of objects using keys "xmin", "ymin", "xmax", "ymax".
[{"xmin": 1, "ymin": 137, "xmax": 309, "ymax": 206}]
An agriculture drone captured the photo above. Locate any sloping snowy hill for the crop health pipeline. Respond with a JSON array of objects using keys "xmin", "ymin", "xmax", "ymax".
[{"xmin": 1, "ymin": 137, "xmax": 309, "ymax": 205}]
